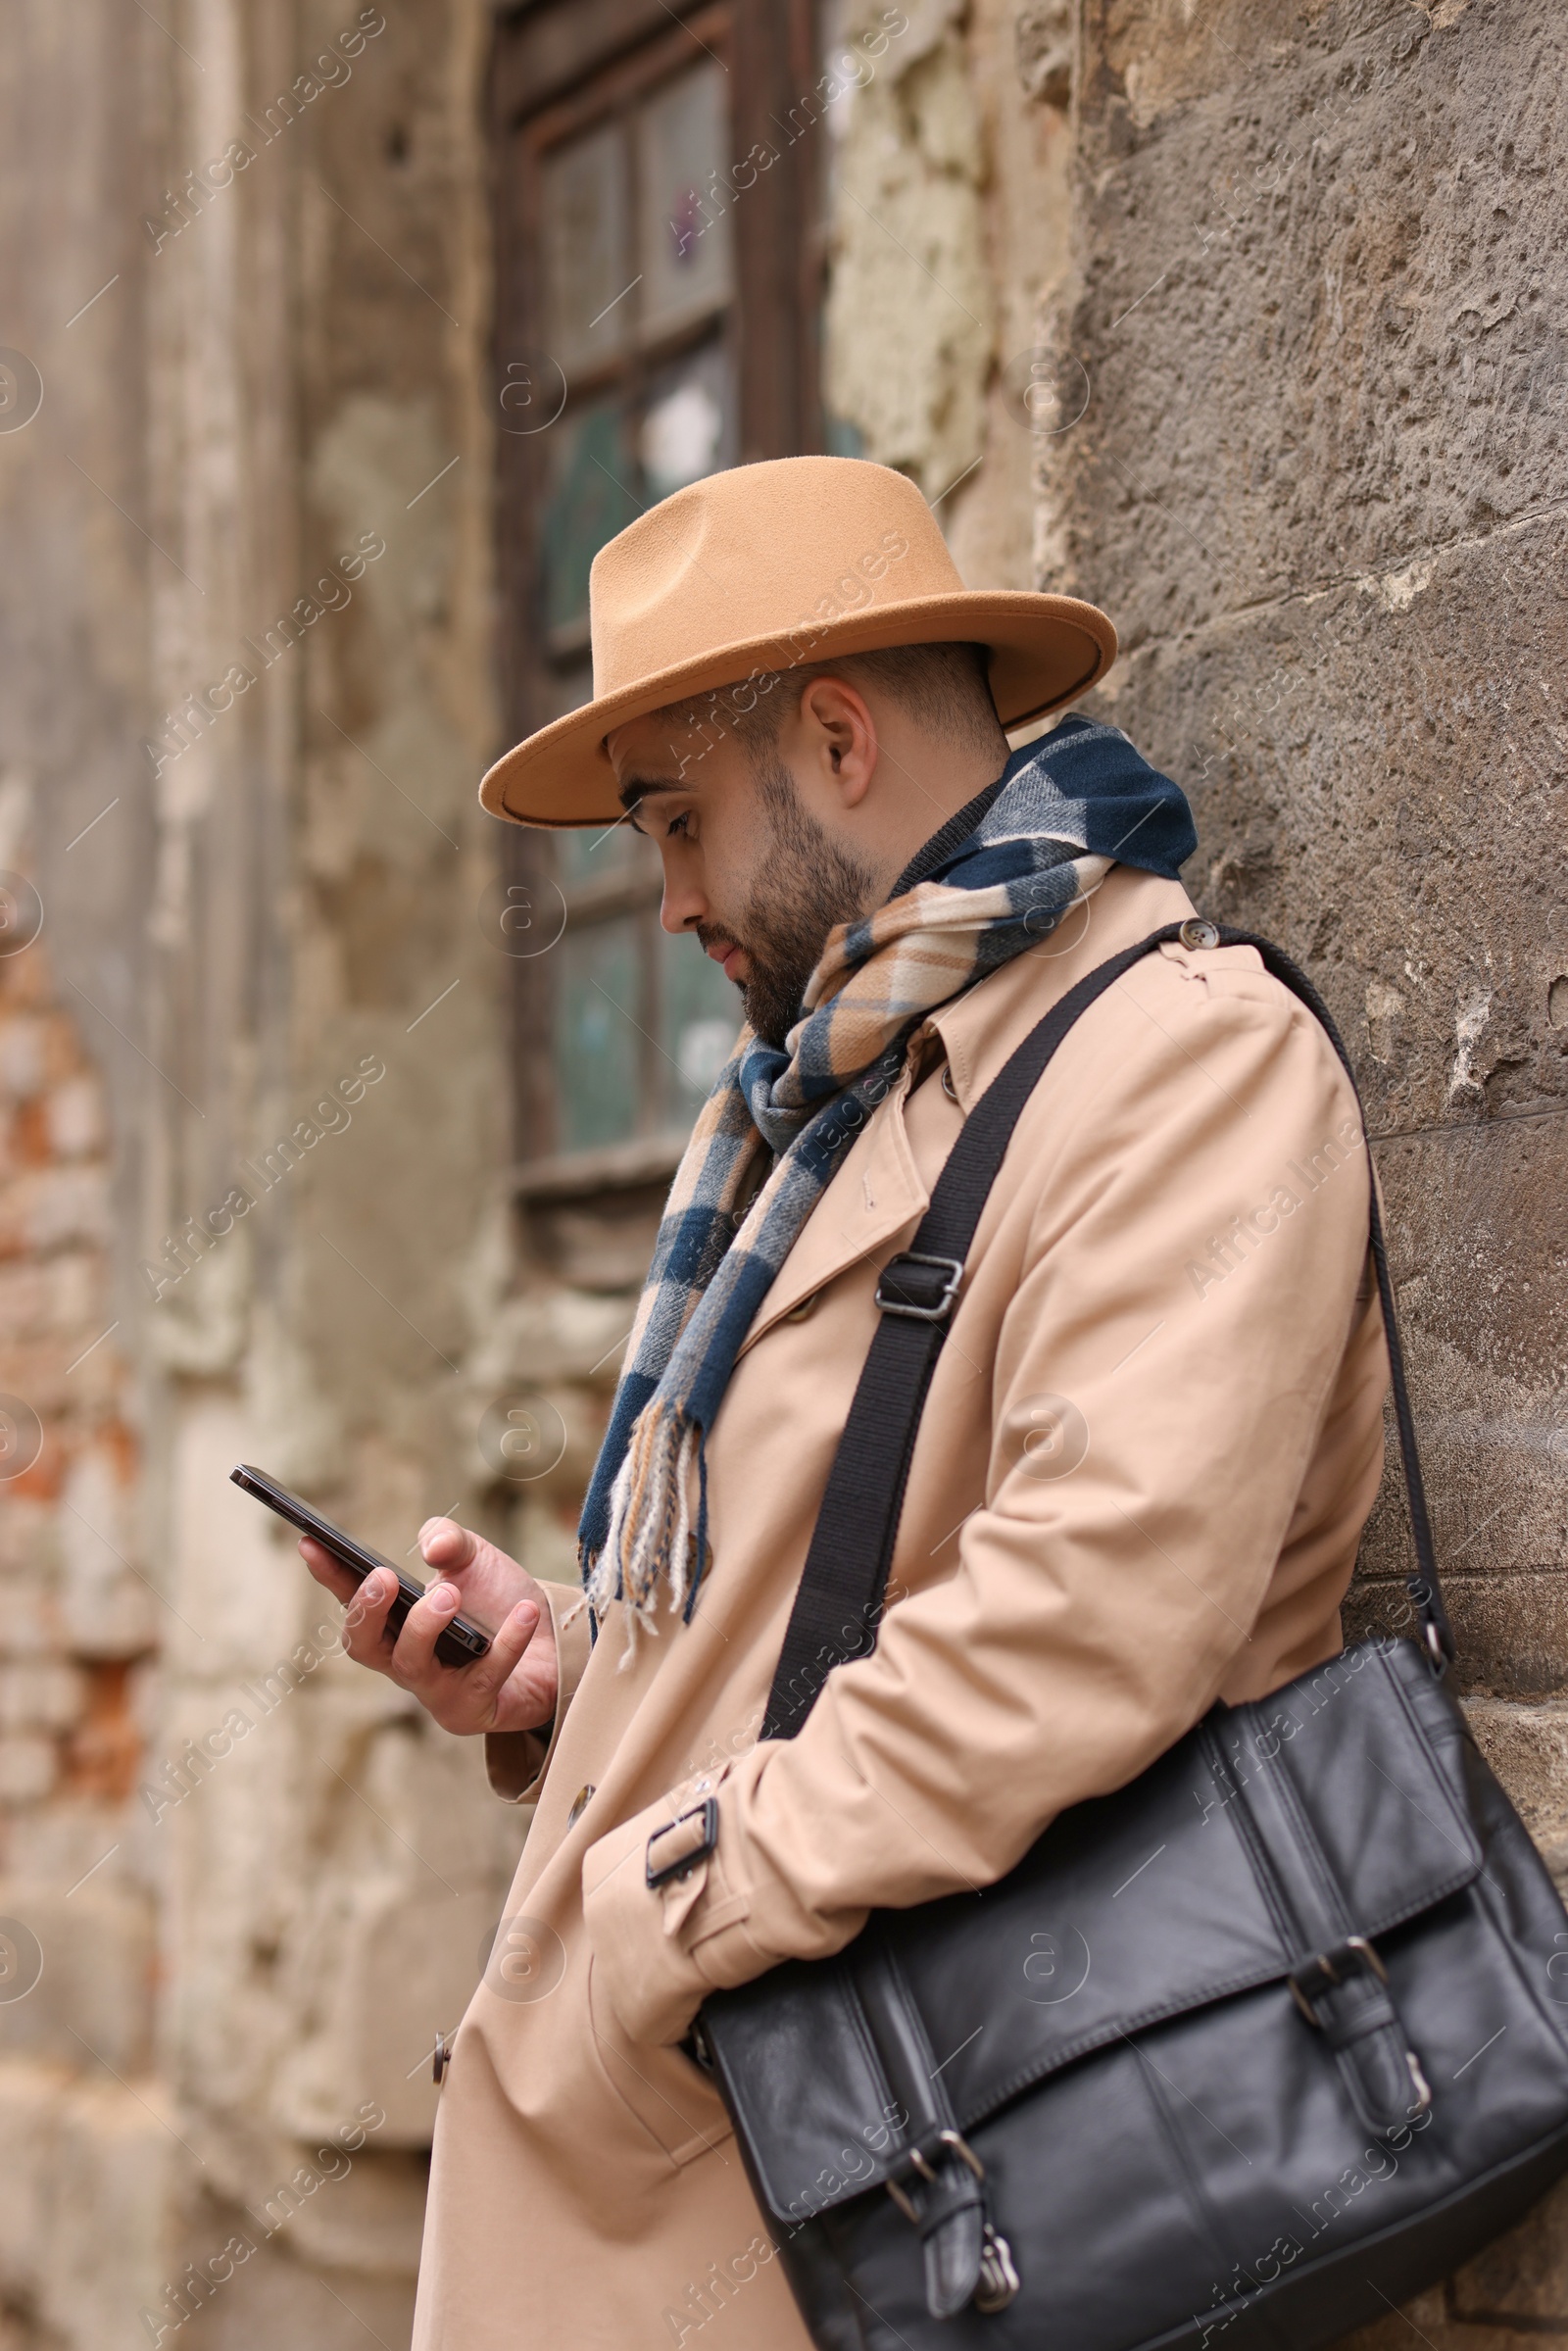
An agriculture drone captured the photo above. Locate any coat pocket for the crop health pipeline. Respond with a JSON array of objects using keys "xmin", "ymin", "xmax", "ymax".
[{"xmin": 585, "ymin": 1955, "xmax": 736, "ymax": 2169}]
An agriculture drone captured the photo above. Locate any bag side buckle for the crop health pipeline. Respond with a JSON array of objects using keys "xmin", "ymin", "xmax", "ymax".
[
  {"xmin": 875, "ymin": 1251, "xmax": 964, "ymax": 1322},
  {"xmin": 1287, "ymin": 1932, "xmax": 1385, "ymax": 2022},
  {"xmin": 645, "ymin": 1796, "xmax": 719, "ymax": 1889},
  {"xmin": 1288, "ymin": 1934, "xmax": 1434, "ymax": 2119},
  {"xmin": 884, "ymin": 2134, "xmax": 1021, "ymax": 2316},
  {"xmin": 885, "ymin": 2129, "xmax": 983, "ymax": 2219}
]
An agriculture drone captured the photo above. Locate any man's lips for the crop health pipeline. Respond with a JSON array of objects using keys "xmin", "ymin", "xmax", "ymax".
[{"xmin": 705, "ymin": 938, "xmax": 748, "ymax": 982}]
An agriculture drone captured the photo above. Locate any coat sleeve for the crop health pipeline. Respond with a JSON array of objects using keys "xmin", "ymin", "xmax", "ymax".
[{"xmin": 582, "ymin": 953, "xmax": 1380, "ymax": 2042}]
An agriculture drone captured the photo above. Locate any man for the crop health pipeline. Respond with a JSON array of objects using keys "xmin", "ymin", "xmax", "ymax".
[{"xmin": 303, "ymin": 458, "xmax": 1387, "ymax": 2348}]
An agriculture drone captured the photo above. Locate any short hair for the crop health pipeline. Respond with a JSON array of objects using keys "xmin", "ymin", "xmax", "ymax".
[{"xmin": 659, "ymin": 641, "xmax": 1006, "ymax": 766}]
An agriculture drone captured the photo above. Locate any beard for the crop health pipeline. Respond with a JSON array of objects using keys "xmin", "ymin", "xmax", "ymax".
[{"xmin": 701, "ymin": 758, "xmax": 878, "ymax": 1052}]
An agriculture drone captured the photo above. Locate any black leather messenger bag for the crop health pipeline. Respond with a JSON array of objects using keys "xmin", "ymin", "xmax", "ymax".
[{"xmin": 692, "ymin": 925, "xmax": 1568, "ymax": 2351}]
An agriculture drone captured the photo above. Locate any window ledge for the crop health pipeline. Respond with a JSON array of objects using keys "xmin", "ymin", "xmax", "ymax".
[{"xmin": 511, "ymin": 1131, "xmax": 688, "ymax": 1202}]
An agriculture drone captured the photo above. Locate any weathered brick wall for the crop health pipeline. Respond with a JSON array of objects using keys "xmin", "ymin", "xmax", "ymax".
[
  {"xmin": 0, "ymin": 876, "xmax": 173, "ymax": 2349},
  {"xmin": 0, "ymin": 912, "xmax": 143, "ymax": 1814}
]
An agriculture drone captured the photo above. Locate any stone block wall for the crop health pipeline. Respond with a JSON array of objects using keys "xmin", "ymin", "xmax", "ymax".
[
  {"xmin": 1049, "ymin": 0, "xmax": 1568, "ymax": 2334},
  {"xmin": 823, "ymin": 0, "xmax": 1568, "ymax": 2333}
]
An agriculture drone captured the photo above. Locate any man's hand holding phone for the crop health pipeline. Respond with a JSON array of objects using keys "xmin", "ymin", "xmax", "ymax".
[{"xmin": 301, "ymin": 1518, "xmax": 559, "ymax": 1738}]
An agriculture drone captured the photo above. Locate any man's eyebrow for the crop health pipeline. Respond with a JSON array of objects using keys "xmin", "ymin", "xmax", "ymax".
[{"xmin": 615, "ymin": 774, "xmax": 685, "ymax": 812}]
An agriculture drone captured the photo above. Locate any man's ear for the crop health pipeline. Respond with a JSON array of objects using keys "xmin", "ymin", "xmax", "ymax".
[{"xmin": 797, "ymin": 675, "xmax": 878, "ymax": 808}]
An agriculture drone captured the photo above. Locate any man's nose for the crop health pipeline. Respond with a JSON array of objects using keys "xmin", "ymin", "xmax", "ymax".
[{"xmin": 658, "ymin": 861, "xmax": 708, "ymax": 936}]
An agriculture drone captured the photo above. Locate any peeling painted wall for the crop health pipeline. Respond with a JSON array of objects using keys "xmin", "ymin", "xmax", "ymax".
[
  {"xmin": 823, "ymin": 0, "xmax": 995, "ymax": 502},
  {"xmin": 823, "ymin": 0, "xmax": 1080, "ymax": 585},
  {"xmin": 0, "ymin": 2, "xmax": 521, "ymax": 2343}
]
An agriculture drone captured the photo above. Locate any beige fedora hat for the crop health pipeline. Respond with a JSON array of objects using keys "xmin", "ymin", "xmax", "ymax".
[{"xmin": 480, "ymin": 455, "xmax": 1116, "ymax": 827}]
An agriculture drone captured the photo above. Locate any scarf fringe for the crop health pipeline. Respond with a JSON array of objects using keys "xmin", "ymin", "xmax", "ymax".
[{"xmin": 588, "ymin": 1402, "xmax": 703, "ymax": 1650}]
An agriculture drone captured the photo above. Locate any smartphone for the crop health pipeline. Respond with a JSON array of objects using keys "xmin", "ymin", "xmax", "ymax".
[{"xmin": 229, "ymin": 1463, "xmax": 491, "ymax": 1668}]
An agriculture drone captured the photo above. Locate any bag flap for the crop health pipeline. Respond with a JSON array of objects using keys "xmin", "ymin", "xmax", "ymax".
[{"xmin": 702, "ymin": 1639, "xmax": 1483, "ymax": 2225}]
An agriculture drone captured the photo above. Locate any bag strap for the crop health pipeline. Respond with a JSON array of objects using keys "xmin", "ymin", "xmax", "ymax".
[{"xmin": 760, "ymin": 922, "xmax": 1451, "ymax": 1744}]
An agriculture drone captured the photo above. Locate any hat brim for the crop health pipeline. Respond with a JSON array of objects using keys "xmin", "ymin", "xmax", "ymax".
[{"xmin": 479, "ymin": 590, "xmax": 1117, "ymax": 827}]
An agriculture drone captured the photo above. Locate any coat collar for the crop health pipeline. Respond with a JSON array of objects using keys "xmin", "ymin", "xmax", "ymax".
[
  {"xmin": 924, "ymin": 864, "xmax": 1197, "ymax": 1109},
  {"xmin": 735, "ymin": 865, "xmax": 1198, "ymax": 1358}
]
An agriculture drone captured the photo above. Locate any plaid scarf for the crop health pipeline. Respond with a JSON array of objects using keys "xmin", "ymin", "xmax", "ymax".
[{"xmin": 579, "ymin": 714, "xmax": 1196, "ymax": 1638}]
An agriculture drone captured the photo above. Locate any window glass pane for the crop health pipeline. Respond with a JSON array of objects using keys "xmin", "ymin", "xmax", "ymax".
[
  {"xmin": 557, "ymin": 821, "xmax": 657, "ymax": 892},
  {"xmin": 536, "ymin": 657, "xmax": 593, "ymax": 724},
  {"xmin": 659, "ymin": 928, "xmax": 742, "ymax": 1124},
  {"xmin": 637, "ymin": 63, "xmax": 734, "ymax": 341},
  {"xmin": 540, "ymin": 122, "xmax": 629, "ymax": 375},
  {"xmin": 638, "ymin": 338, "xmax": 735, "ymax": 504},
  {"xmin": 555, "ymin": 914, "xmax": 645, "ymax": 1153},
  {"xmin": 540, "ymin": 399, "xmax": 641, "ymax": 645}
]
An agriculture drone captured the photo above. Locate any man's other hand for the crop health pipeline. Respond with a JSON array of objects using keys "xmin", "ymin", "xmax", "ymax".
[{"xmin": 301, "ymin": 1518, "xmax": 559, "ymax": 1737}]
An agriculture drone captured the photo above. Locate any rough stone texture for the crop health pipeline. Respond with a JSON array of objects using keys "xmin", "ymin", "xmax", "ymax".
[
  {"xmin": 0, "ymin": 2064, "xmax": 182, "ymax": 2346},
  {"xmin": 1038, "ymin": 0, "xmax": 1567, "ymax": 1707},
  {"xmin": 1033, "ymin": 0, "xmax": 1568, "ymax": 2338}
]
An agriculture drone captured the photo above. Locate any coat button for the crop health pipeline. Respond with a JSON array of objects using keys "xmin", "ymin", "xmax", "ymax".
[
  {"xmin": 432, "ymin": 2031, "xmax": 452, "ymax": 2085},
  {"xmin": 784, "ymin": 1290, "xmax": 819, "ymax": 1322},
  {"xmin": 941, "ymin": 1065, "xmax": 958, "ymax": 1101},
  {"xmin": 566, "ymin": 1783, "xmax": 596, "ymax": 1828},
  {"xmin": 1179, "ymin": 918, "xmax": 1220, "ymax": 950}
]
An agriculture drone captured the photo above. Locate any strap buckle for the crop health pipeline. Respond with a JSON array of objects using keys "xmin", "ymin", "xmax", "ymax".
[
  {"xmin": 874, "ymin": 1251, "xmax": 964, "ymax": 1323},
  {"xmin": 1287, "ymin": 1933, "xmax": 1386, "ymax": 2024},
  {"xmin": 1286, "ymin": 1933, "xmax": 1435, "ymax": 2118},
  {"xmin": 645, "ymin": 1796, "xmax": 718, "ymax": 1889},
  {"xmin": 885, "ymin": 2129, "xmax": 986, "ymax": 2222}
]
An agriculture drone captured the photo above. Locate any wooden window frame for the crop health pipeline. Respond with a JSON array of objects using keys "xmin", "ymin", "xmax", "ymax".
[{"xmin": 490, "ymin": 0, "xmax": 822, "ymax": 1194}]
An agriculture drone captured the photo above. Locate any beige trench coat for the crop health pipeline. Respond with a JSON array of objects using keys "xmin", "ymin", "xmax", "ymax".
[{"xmin": 412, "ymin": 865, "xmax": 1389, "ymax": 2351}]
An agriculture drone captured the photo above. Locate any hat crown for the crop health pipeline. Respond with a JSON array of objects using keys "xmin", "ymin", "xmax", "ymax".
[
  {"xmin": 589, "ymin": 457, "xmax": 964, "ymax": 699},
  {"xmin": 480, "ymin": 453, "xmax": 1115, "ymax": 824}
]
